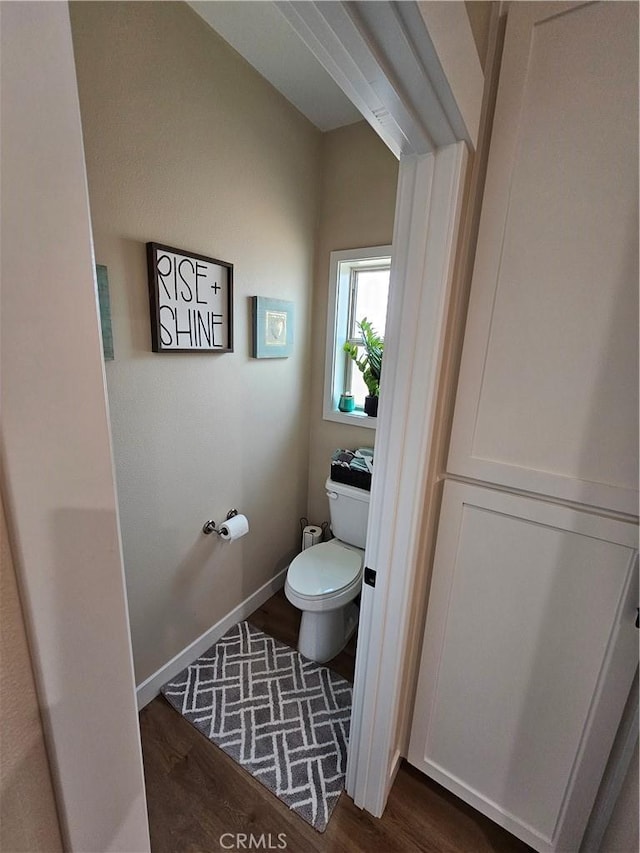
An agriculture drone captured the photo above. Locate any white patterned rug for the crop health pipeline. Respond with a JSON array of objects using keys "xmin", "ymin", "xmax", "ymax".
[{"xmin": 161, "ymin": 621, "xmax": 352, "ymax": 831}]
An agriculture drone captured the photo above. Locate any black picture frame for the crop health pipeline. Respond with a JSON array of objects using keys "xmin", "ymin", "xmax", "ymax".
[{"xmin": 146, "ymin": 242, "xmax": 233, "ymax": 353}]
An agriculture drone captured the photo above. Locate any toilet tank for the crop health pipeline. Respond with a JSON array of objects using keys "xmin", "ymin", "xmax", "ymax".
[{"xmin": 325, "ymin": 477, "xmax": 370, "ymax": 549}]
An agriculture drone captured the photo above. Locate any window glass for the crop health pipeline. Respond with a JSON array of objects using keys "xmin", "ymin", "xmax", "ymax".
[
  {"xmin": 346, "ymin": 345, "xmax": 369, "ymax": 406},
  {"xmin": 346, "ymin": 267, "xmax": 390, "ymax": 409},
  {"xmin": 324, "ymin": 245, "xmax": 392, "ymax": 427},
  {"xmin": 350, "ymin": 269, "xmax": 389, "ymax": 340}
]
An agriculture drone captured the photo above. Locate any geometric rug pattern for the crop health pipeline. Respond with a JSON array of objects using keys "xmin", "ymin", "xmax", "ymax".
[{"xmin": 161, "ymin": 621, "xmax": 352, "ymax": 831}]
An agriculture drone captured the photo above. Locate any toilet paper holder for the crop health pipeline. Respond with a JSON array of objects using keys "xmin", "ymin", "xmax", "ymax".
[{"xmin": 202, "ymin": 508, "xmax": 238, "ymax": 536}]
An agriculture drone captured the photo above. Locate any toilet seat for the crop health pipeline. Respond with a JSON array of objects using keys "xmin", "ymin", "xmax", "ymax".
[{"xmin": 287, "ymin": 540, "xmax": 363, "ymax": 598}]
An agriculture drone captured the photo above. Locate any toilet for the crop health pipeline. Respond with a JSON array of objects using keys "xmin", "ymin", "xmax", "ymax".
[{"xmin": 285, "ymin": 477, "xmax": 370, "ymax": 663}]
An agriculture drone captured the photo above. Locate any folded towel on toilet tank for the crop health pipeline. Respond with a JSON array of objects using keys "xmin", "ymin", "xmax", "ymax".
[{"xmin": 330, "ymin": 447, "xmax": 374, "ymax": 491}]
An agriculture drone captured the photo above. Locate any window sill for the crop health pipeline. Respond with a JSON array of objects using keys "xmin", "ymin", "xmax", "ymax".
[{"xmin": 323, "ymin": 408, "xmax": 377, "ymax": 430}]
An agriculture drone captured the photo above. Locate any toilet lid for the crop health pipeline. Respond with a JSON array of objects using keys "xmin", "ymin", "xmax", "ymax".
[{"xmin": 288, "ymin": 541, "xmax": 363, "ymax": 597}]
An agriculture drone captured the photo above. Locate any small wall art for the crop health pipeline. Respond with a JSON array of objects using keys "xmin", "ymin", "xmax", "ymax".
[
  {"xmin": 96, "ymin": 264, "xmax": 114, "ymax": 361},
  {"xmin": 147, "ymin": 242, "xmax": 233, "ymax": 353},
  {"xmin": 251, "ymin": 297, "xmax": 294, "ymax": 359}
]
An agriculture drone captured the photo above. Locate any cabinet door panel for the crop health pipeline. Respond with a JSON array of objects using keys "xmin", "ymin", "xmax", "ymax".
[
  {"xmin": 408, "ymin": 482, "xmax": 638, "ymax": 852},
  {"xmin": 447, "ymin": 1, "xmax": 638, "ymax": 515}
]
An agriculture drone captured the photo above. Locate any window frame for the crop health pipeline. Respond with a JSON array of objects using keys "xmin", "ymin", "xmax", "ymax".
[{"xmin": 323, "ymin": 245, "xmax": 392, "ymax": 428}]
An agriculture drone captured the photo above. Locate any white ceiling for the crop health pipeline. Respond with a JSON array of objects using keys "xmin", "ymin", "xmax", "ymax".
[{"xmin": 189, "ymin": 1, "xmax": 363, "ymax": 132}]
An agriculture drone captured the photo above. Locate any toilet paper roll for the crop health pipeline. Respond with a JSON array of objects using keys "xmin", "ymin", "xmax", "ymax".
[
  {"xmin": 302, "ymin": 525, "xmax": 323, "ymax": 551},
  {"xmin": 219, "ymin": 514, "xmax": 249, "ymax": 541}
]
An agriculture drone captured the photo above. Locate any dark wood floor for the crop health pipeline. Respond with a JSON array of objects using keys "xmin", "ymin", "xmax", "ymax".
[{"xmin": 139, "ymin": 589, "xmax": 532, "ymax": 853}]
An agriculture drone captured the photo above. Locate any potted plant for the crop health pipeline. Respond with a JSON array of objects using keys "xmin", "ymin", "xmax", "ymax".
[{"xmin": 343, "ymin": 317, "xmax": 383, "ymax": 417}]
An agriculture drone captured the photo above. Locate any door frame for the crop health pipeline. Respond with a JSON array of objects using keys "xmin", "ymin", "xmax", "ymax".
[
  {"xmin": 346, "ymin": 143, "xmax": 469, "ymax": 814},
  {"xmin": 275, "ymin": 1, "xmax": 484, "ymax": 815},
  {"xmin": 1, "ymin": 1, "xmax": 484, "ymax": 844}
]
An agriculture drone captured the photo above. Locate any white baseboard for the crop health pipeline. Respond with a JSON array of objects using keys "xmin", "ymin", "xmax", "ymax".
[{"xmin": 136, "ymin": 566, "xmax": 288, "ymax": 710}]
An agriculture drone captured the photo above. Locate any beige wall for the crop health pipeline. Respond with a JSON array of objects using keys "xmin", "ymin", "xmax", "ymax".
[
  {"xmin": 0, "ymin": 496, "xmax": 63, "ymax": 853},
  {"xmin": 70, "ymin": 1, "xmax": 321, "ymax": 683},
  {"xmin": 306, "ymin": 122, "xmax": 398, "ymax": 524},
  {"xmin": 1, "ymin": 4, "xmax": 150, "ymax": 848},
  {"xmin": 465, "ymin": 1, "xmax": 494, "ymax": 71}
]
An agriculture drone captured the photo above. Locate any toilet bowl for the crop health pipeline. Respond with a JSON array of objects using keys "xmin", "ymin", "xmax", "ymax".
[
  {"xmin": 285, "ymin": 477, "xmax": 370, "ymax": 663},
  {"xmin": 285, "ymin": 540, "xmax": 363, "ymax": 662}
]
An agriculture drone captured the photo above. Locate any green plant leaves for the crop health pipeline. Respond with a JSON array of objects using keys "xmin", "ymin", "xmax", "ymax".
[{"xmin": 343, "ymin": 317, "xmax": 383, "ymax": 397}]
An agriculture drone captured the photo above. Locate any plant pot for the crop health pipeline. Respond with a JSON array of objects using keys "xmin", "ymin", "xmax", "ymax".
[{"xmin": 364, "ymin": 395, "xmax": 378, "ymax": 417}]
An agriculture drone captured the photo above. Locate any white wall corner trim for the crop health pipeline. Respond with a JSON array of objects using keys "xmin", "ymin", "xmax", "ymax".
[
  {"xmin": 136, "ymin": 568, "xmax": 288, "ymax": 710},
  {"xmin": 346, "ymin": 141, "xmax": 468, "ymax": 815}
]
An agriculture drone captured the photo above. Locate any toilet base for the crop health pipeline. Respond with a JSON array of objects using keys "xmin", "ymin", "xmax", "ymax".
[{"xmin": 298, "ymin": 603, "xmax": 359, "ymax": 663}]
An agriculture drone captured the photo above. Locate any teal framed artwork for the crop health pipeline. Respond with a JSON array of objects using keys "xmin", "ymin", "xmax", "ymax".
[
  {"xmin": 251, "ymin": 297, "xmax": 294, "ymax": 359},
  {"xmin": 96, "ymin": 264, "xmax": 114, "ymax": 361}
]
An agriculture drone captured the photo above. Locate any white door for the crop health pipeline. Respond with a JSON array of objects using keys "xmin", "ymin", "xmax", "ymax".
[
  {"xmin": 408, "ymin": 482, "xmax": 638, "ymax": 852},
  {"xmin": 408, "ymin": 3, "xmax": 639, "ymax": 851},
  {"xmin": 447, "ymin": 0, "xmax": 638, "ymax": 516}
]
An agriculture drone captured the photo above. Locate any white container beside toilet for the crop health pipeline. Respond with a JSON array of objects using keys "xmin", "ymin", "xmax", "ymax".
[{"xmin": 285, "ymin": 477, "xmax": 370, "ymax": 662}]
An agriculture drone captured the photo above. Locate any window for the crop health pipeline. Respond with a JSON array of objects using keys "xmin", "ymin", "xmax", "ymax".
[{"xmin": 323, "ymin": 246, "xmax": 392, "ymax": 427}]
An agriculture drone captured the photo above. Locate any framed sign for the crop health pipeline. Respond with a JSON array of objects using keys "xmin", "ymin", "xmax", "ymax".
[
  {"xmin": 146, "ymin": 242, "xmax": 233, "ymax": 353},
  {"xmin": 251, "ymin": 296, "xmax": 294, "ymax": 358}
]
